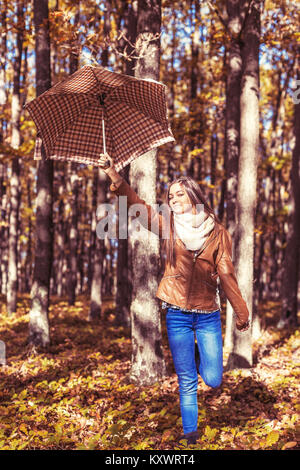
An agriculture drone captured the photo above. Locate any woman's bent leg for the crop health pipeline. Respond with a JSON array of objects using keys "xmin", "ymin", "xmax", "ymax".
[
  {"xmin": 166, "ymin": 309, "xmax": 198, "ymax": 434},
  {"xmin": 195, "ymin": 310, "xmax": 223, "ymax": 388}
]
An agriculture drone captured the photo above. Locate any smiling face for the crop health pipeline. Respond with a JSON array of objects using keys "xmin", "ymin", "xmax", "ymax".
[{"xmin": 168, "ymin": 182, "xmax": 193, "ymax": 214}]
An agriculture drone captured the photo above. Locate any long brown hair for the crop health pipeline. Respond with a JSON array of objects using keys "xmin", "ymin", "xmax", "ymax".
[{"xmin": 162, "ymin": 176, "xmax": 221, "ymax": 267}]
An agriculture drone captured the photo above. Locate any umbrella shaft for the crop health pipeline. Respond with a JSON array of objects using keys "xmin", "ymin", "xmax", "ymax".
[{"xmin": 102, "ymin": 117, "xmax": 106, "ymax": 154}]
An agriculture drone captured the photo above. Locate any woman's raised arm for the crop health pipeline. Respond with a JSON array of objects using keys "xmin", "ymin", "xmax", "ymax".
[{"xmin": 98, "ymin": 153, "xmax": 166, "ymax": 237}]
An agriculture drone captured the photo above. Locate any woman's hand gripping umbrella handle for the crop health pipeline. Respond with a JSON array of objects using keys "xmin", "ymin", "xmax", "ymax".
[
  {"xmin": 98, "ymin": 153, "xmax": 123, "ymax": 189},
  {"xmin": 98, "ymin": 153, "xmax": 113, "ymax": 171}
]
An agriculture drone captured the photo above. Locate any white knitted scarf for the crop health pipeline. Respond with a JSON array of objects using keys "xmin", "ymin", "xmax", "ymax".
[{"xmin": 173, "ymin": 207, "xmax": 215, "ymax": 251}]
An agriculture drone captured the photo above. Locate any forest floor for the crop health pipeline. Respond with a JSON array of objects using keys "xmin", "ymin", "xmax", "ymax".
[{"xmin": 0, "ymin": 294, "xmax": 299, "ymax": 451}]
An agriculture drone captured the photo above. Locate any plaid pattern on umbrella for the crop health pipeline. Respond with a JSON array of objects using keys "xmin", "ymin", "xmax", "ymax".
[{"xmin": 24, "ymin": 65, "xmax": 175, "ymax": 171}]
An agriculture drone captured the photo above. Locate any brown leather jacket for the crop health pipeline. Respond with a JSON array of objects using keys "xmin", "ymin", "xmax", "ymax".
[{"xmin": 111, "ymin": 178, "xmax": 250, "ymax": 327}]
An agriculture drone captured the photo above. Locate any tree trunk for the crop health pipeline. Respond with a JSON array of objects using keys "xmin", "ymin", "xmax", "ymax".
[
  {"xmin": 88, "ymin": 1, "xmax": 111, "ymax": 320},
  {"xmin": 115, "ymin": 0, "xmax": 137, "ymax": 328},
  {"xmin": 7, "ymin": 0, "xmax": 23, "ymax": 315},
  {"xmin": 278, "ymin": 57, "xmax": 300, "ymax": 328},
  {"xmin": 188, "ymin": 0, "xmax": 200, "ymax": 179},
  {"xmin": 0, "ymin": 164, "xmax": 8, "ymax": 297},
  {"xmin": 223, "ymin": 0, "xmax": 243, "ymax": 350},
  {"xmin": 25, "ymin": 172, "xmax": 33, "ymax": 293},
  {"xmin": 129, "ymin": 0, "xmax": 166, "ymax": 385},
  {"xmin": 28, "ymin": 0, "xmax": 53, "ymax": 348},
  {"xmin": 0, "ymin": 0, "xmax": 7, "ymax": 111},
  {"xmin": 209, "ymin": 133, "xmax": 218, "ymax": 209},
  {"xmin": 115, "ymin": 164, "xmax": 132, "ymax": 328},
  {"xmin": 101, "ymin": 1, "xmax": 111, "ymax": 68},
  {"xmin": 89, "ymin": 169, "xmax": 107, "ymax": 321},
  {"xmin": 67, "ymin": 168, "xmax": 79, "ymax": 305},
  {"xmin": 56, "ymin": 170, "xmax": 65, "ymax": 297},
  {"xmin": 67, "ymin": 3, "xmax": 80, "ymax": 305},
  {"xmin": 0, "ymin": 1, "xmax": 7, "ymax": 296},
  {"xmin": 227, "ymin": 0, "xmax": 261, "ymax": 369},
  {"xmin": 69, "ymin": 0, "xmax": 80, "ymax": 73}
]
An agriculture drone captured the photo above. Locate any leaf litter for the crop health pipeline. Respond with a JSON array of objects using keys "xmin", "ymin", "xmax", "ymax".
[{"xmin": 0, "ymin": 296, "xmax": 299, "ymax": 450}]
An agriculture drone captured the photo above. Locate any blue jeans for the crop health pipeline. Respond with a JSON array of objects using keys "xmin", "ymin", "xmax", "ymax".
[{"xmin": 166, "ymin": 308, "xmax": 223, "ymax": 434}]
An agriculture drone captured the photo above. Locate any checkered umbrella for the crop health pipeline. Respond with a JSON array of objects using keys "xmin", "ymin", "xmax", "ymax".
[{"xmin": 24, "ymin": 65, "xmax": 175, "ymax": 172}]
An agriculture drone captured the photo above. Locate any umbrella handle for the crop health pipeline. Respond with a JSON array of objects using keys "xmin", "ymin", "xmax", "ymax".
[{"xmin": 102, "ymin": 108, "xmax": 106, "ymax": 154}]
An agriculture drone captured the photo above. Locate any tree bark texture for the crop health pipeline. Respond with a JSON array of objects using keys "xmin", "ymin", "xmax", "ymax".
[{"xmin": 28, "ymin": 0, "xmax": 53, "ymax": 348}]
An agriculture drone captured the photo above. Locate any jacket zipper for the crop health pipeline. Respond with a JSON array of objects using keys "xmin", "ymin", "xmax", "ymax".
[{"xmin": 185, "ymin": 250, "xmax": 199, "ymax": 309}]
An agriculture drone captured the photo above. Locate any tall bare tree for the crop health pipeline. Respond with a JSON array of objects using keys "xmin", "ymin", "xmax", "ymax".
[
  {"xmin": 89, "ymin": 169, "xmax": 107, "ymax": 321},
  {"xmin": 28, "ymin": 0, "xmax": 53, "ymax": 348},
  {"xmin": 67, "ymin": 0, "xmax": 80, "ymax": 305},
  {"xmin": 188, "ymin": 0, "xmax": 200, "ymax": 179},
  {"xmin": 89, "ymin": 1, "xmax": 110, "ymax": 321},
  {"xmin": 115, "ymin": 0, "xmax": 137, "ymax": 328},
  {"xmin": 279, "ymin": 54, "xmax": 300, "ymax": 327},
  {"xmin": 129, "ymin": 0, "xmax": 166, "ymax": 385},
  {"xmin": 7, "ymin": 0, "xmax": 23, "ymax": 315},
  {"xmin": 223, "ymin": 0, "xmax": 243, "ymax": 349},
  {"xmin": 227, "ymin": 0, "xmax": 261, "ymax": 368}
]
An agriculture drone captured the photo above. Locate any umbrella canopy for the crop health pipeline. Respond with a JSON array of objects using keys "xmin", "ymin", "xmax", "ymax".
[{"xmin": 25, "ymin": 65, "xmax": 175, "ymax": 172}]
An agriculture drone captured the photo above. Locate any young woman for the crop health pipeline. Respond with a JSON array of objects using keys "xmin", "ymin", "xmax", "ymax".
[{"xmin": 98, "ymin": 153, "xmax": 250, "ymax": 445}]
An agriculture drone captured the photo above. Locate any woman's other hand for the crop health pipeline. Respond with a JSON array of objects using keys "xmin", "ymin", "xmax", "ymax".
[{"xmin": 236, "ymin": 319, "xmax": 250, "ymax": 332}]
